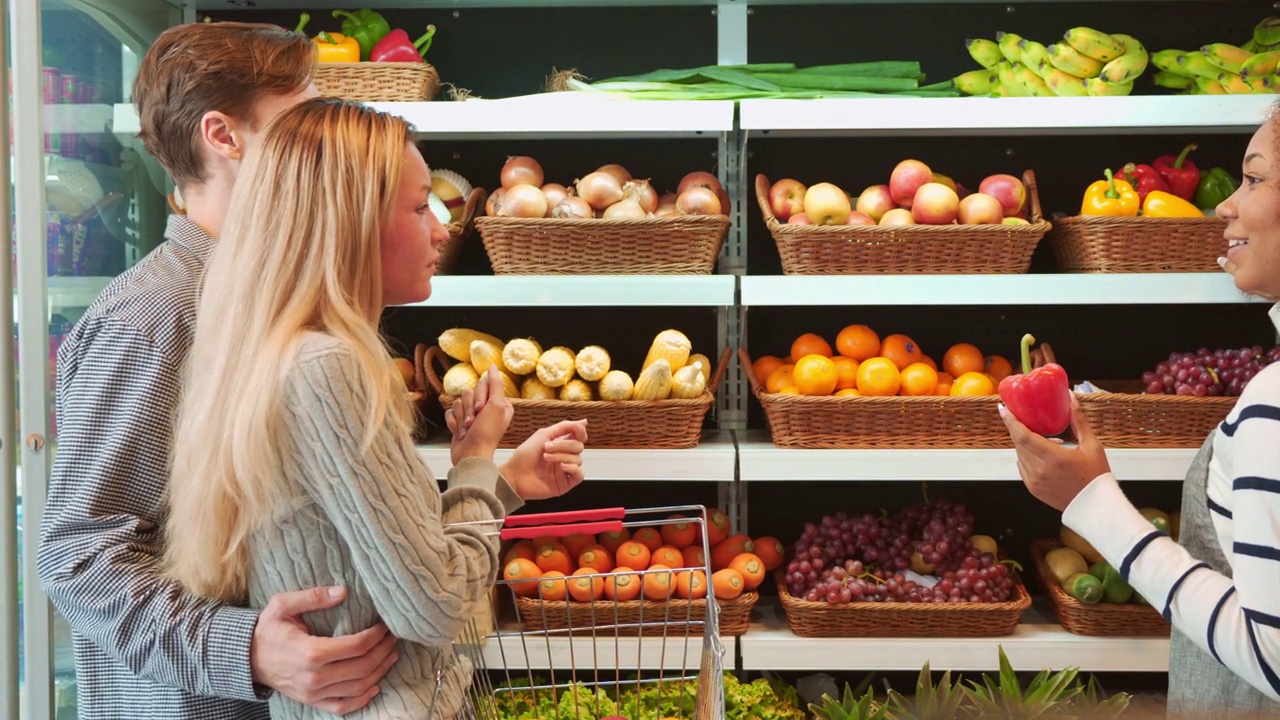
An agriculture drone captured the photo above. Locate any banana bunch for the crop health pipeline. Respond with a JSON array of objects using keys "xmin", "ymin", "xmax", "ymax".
[
  {"xmin": 1152, "ymin": 18, "xmax": 1280, "ymax": 95},
  {"xmin": 953, "ymin": 27, "xmax": 1148, "ymax": 98}
]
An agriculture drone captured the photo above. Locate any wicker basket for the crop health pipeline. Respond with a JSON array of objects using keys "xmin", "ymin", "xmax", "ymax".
[
  {"xmin": 754, "ymin": 172, "xmax": 1050, "ymax": 275},
  {"xmin": 1048, "ymin": 214, "xmax": 1228, "ymax": 273},
  {"xmin": 1031, "ymin": 538, "xmax": 1171, "ymax": 636},
  {"xmin": 312, "ymin": 62, "xmax": 441, "ymax": 102},
  {"xmin": 513, "ymin": 591, "xmax": 758, "ymax": 637},
  {"xmin": 423, "ymin": 346, "xmax": 730, "ymax": 448},
  {"xmin": 776, "ymin": 573, "xmax": 1031, "ymax": 638},
  {"xmin": 436, "ymin": 188, "xmax": 487, "ymax": 275},
  {"xmin": 742, "ymin": 349, "xmax": 1010, "ymax": 449},
  {"xmin": 1075, "ymin": 380, "xmax": 1234, "ymax": 449},
  {"xmin": 474, "ymin": 214, "xmax": 729, "ymax": 275}
]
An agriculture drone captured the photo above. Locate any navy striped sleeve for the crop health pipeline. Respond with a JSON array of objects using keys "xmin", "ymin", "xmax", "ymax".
[
  {"xmin": 1120, "ymin": 530, "xmax": 1165, "ymax": 580},
  {"xmin": 1164, "ymin": 562, "xmax": 1210, "ymax": 620},
  {"xmin": 1220, "ymin": 404, "xmax": 1280, "ymax": 437},
  {"xmin": 1208, "ymin": 587, "xmax": 1237, "ymax": 664}
]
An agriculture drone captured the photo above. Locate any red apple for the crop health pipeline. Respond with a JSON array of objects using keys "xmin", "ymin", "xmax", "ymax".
[
  {"xmin": 803, "ymin": 182, "xmax": 852, "ymax": 225},
  {"xmin": 978, "ymin": 173, "xmax": 1027, "ymax": 217},
  {"xmin": 889, "ymin": 159, "xmax": 933, "ymax": 208},
  {"xmin": 846, "ymin": 211, "xmax": 876, "ymax": 225},
  {"xmin": 854, "ymin": 184, "xmax": 895, "ymax": 222},
  {"xmin": 1002, "ymin": 216, "xmax": 1031, "ymax": 226},
  {"xmin": 911, "ymin": 183, "xmax": 960, "ymax": 225},
  {"xmin": 879, "ymin": 208, "xmax": 915, "ymax": 226},
  {"xmin": 768, "ymin": 178, "xmax": 807, "ymax": 222},
  {"xmin": 787, "ymin": 212, "xmax": 812, "ymax": 225},
  {"xmin": 956, "ymin": 192, "xmax": 1005, "ymax": 225},
  {"xmin": 932, "ymin": 173, "xmax": 958, "ymax": 192}
]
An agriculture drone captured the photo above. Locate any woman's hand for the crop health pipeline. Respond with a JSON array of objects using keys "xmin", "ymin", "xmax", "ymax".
[
  {"xmin": 446, "ymin": 367, "xmax": 513, "ymax": 463},
  {"xmin": 500, "ymin": 419, "xmax": 588, "ymax": 501},
  {"xmin": 1001, "ymin": 394, "xmax": 1112, "ymax": 512}
]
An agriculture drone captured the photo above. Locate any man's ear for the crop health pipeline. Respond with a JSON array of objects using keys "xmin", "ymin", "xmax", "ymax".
[{"xmin": 199, "ymin": 110, "xmax": 245, "ymax": 162}]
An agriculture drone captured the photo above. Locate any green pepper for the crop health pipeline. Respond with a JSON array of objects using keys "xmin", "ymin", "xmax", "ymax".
[
  {"xmin": 1193, "ymin": 167, "xmax": 1239, "ymax": 212},
  {"xmin": 332, "ymin": 8, "xmax": 392, "ymax": 61}
]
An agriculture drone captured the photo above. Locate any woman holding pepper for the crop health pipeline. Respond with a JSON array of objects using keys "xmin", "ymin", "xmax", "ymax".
[{"xmin": 1003, "ymin": 102, "xmax": 1280, "ymax": 719}]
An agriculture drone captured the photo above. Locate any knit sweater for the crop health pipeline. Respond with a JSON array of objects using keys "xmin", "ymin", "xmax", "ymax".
[{"xmin": 248, "ymin": 332, "xmax": 524, "ymax": 719}]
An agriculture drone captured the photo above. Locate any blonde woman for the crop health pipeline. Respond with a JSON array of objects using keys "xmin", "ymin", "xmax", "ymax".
[{"xmin": 164, "ymin": 97, "xmax": 588, "ymax": 719}]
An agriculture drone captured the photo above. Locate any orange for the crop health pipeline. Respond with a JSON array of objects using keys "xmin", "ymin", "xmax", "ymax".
[
  {"xmin": 567, "ymin": 567, "xmax": 605, "ymax": 602},
  {"xmin": 985, "ymin": 355, "xmax": 1014, "ymax": 382},
  {"xmin": 631, "ymin": 527, "xmax": 664, "ymax": 552},
  {"xmin": 881, "ymin": 334, "xmax": 924, "ymax": 370},
  {"xmin": 643, "ymin": 564, "xmax": 675, "ymax": 600},
  {"xmin": 604, "ymin": 572, "xmax": 642, "ymax": 602},
  {"xmin": 752, "ymin": 537, "xmax": 786, "ymax": 572},
  {"xmin": 855, "ymin": 357, "xmax": 902, "ymax": 397},
  {"xmin": 921, "ymin": 355, "xmax": 938, "ymax": 371},
  {"xmin": 577, "ymin": 545, "xmax": 614, "ymax": 574},
  {"xmin": 943, "ymin": 343, "xmax": 985, "ymax": 378},
  {"xmin": 794, "ymin": 355, "xmax": 839, "ymax": 396},
  {"xmin": 536, "ymin": 571, "xmax": 568, "ymax": 601},
  {"xmin": 791, "ymin": 332, "xmax": 833, "ymax": 360},
  {"xmin": 832, "ymin": 356, "xmax": 860, "ymax": 390},
  {"xmin": 651, "ymin": 545, "xmax": 684, "ymax": 568},
  {"xmin": 707, "ymin": 508, "xmax": 731, "ymax": 546},
  {"xmin": 835, "ymin": 324, "xmax": 880, "ymax": 361},
  {"xmin": 616, "ymin": 540, "xmax": 652, "ymax": 571},
  {"xmin": 778, "ymin": 386, "xmax": 800, "ymax": 395},
  {"xmin": 661, "ymin": 515, "xmax": 698, "ymax": 549},
  {"xmin": 950, "ymin": 371, "xmax": 996, "ymax": 396},
  {"xmin": 765, "ymin": 364, "xmax": 795, "ymax": 393},
  {"xmin": 835, "ymin": 388, "xmax": 862, "ymax": 397},
  {"xmin": 728, "ymin": 553, "xmax": 767, "ymax": 591},
  {"xmin": 934, "ymin": 372, "xmax": 954, "ymax": 397},
  {"xmin": 503, "ymin": 558, "xmax": 543, "ymax": 597},
  {"xmin": 711, "ymin": 568, "xmax": 745, "ymax": 600},
  {"xmin": 900, "ymin": 362, "xmax": 939, "ymax": 397},
  {"xmin": 752, "ymin": 355, "xmax": 785, "ymax": 384}
]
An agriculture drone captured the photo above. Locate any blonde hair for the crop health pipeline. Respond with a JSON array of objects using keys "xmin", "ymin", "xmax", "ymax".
[{"xmin": 164, "ymin": 97, "xmax": 414, "ymax": 602}]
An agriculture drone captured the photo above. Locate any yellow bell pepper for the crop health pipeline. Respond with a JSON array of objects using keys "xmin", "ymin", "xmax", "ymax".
[
  {"xmin": 1141, "ymin": 190, "xmax": 1205, "ymax": 218},
  {"xmin": 1080, "ymin": 168, "xmax": 1139, "ymax": 217},
  {"xmin": 314, "ymin": 31, "xmax": 360, "ymax": 63}
]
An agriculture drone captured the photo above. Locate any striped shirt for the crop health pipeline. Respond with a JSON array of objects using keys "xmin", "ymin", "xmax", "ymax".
[
  {"xmin": 37, "ymin": 215, "xmax": 268, "ymax": 719},
  {"xmin": 1065, "ymin": 303, "xmax": 1280, "ymax": 701}
]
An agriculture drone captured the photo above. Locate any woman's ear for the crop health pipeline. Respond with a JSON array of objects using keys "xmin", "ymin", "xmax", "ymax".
[{"xmin": 199, "ymin": 110, "xmax": 246, "ymax": 163}]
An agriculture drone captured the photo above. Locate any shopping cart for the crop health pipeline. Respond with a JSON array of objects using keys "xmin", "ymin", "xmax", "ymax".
[{"xmin": 430, "ymin": 504, "xmax": 727, "ymax": 720}]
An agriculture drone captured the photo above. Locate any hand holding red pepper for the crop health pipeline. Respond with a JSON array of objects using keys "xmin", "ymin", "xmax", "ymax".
[
  {"xmin": 997, "ymin": 333, "xmax": 1072, "ymax": 437},
  {"xmin": 1153, "ymin": 143, "xmax": 1201, "ymax": 202},
  {"xmin": 1001, "ymin": 394, "xmax": 1112, "ymax": 513}
]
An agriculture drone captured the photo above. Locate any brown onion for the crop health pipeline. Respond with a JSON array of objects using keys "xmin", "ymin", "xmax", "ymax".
[
  {"xmin": 541, "ymin": 183, "xmax": 569, "ymax": 209},
  {"xmin": 677, "ymin": 170, "xmax": 723, "ymax": 197},
  {"xmin": 497, "ymin": 184, "xmax": 548, "ymax": 218},
  {"xmin": 602, "ymin": 198, "xmax": 647, "ymax": 220},
  {"xmin": 628, "ymin": 180, "xmax": 659, "ymax": 213},
  {"xmin": 485, "ymin": 187, "xmax": 505, "ymax": 217},
  {"xmin": 501, "ymin": 156, "xmax": 544, "ymax": 189},
  {"xmin": 551, "ymin": 196, "xmax": 593, "ymax": 219},
  {"xmin": 654, "ymin": 192, "xmax": 679, "ymax": 217},
  {"xmin": 575, "ymin": 172, "xmax": 624, "ymax": 211},
  {"xmin": 677, "ymin": 186, "xmax": 721, "ymax": 216},
  {"xmin": 596, "ymin": 163, "xmax": 632, "ymax": 185}
]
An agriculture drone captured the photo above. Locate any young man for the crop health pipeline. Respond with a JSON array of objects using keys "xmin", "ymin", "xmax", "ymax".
[{"xmin": 37, "ymin": 22, "xmax": 397, "ymax": 719}]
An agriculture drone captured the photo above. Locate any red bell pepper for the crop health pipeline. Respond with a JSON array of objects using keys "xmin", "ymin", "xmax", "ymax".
[
  {"xmin": 370, "ymin": 25, "xmax": 436, "ymax": 63},
  {"xmin": 1117, "ymin": 162, "xmax": 1170, "ymax": 204},
  {"xmin": 1152, "ymin": 143, "xmax": 1200, "ymax": 202},
  {"xmin": 998, "ymin": 334, "xmax": 1072, "ymax": 437}
]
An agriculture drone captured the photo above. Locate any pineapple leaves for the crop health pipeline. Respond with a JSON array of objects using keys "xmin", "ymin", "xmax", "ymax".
[
  {"xmin": 886, "ymin": 662, "xmax": 967, "ymax": 720},
  {"xmin": 961, "ymin": 646, "xmax": 1081, "ymax": 720}
]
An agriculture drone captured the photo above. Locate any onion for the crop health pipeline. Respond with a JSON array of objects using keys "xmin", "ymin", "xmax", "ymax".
[
  {"xmin": 497, "ymin": 184, "xmax": 548, "ymax": 218},
  {"xmin": 602, "ymin": 198, "xmax": 647, "ymax": 220},
  {"xmin": 596, "ymin": 163, "xmax": 632, "ymax": 185},
  {"xmin": 485, "ymin": 187, "xmax": 505, "ymax": 217},
  {"xmin": 654, "ymin": 192, "xmax": 679, "ymax": 218},
  {"xmin": 551, "ymin": 196, "xmax": 593, "ymax": 219},
  {"xmin": 629, "ymin": 180, "xmax": 659, "ymax": 213},
  {"xmin": 677, "ymin": 170, "xmax": 723, "ymax": 197},
  {"xmin": 575, "ymin": 172, "xmax": 624, "ymax": 211},
  {"xmin": 501, "ymin": 156, "xmax": 544, "ymax": 190},
  {"xmin": 677, "ymin": 187, "xmax": 721, "ymax": 216},
  {"xmin": 541, "ymin": 183, "xmax": 569, "ymax": 209}
]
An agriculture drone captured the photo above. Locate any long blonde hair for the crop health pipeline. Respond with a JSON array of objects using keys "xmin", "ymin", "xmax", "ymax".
[{"xmin": 164, "ymin": 98, "xmax": 414, "ymax": 602}]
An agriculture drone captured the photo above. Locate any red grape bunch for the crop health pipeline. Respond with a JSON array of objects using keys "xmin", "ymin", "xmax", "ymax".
[{"xmin": 1144, "ymin": 345, "xmax": 1278, "ymax": 398}]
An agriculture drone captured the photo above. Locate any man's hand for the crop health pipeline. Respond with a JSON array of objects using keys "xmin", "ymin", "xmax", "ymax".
[
  {"xmin": 1000, "ymin": 395, "xmax": 1111, "ymax": 512},
  {"xmin": 250, "ymin": 586, "xmax": 398, "ymax": 714},
  {"xmin": 499, "ymin": 419, "xmax": 588, "ymax": 500}
]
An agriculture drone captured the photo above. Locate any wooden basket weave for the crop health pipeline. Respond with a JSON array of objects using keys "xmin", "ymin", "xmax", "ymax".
[
  {"xmin": 742, "ymin": 349, "xmax": 1010, "ymax": 449},
  {"xmin": 776, "ymin": 573, "xmax": 1031, "ymax": 638},
  {"xmin": 474, "ymin": 214, "xmax": 729, "ymax": 275},
  {"xmin": 1047, "ymin": 214, "xmax": 1228, "ymax": 273},
  {"xmin": 1031, "ymin": 539, "xmax": 1170, "ymax": 637},
  {"xmin": 436, "ymin": 188, "xmax": 486, "ymax": 275},
  {"xmin": 312, "ymin": 62, "xmax": 441, "ymax": 102},
  {"xmin": 513, "ymin": 591, "xmax": 757, "ymax": 637},
  {"xmin": 1075, "ymin": 380, "xmax": 1234, "ymax": 449},
  {"xmin": 754, "ymin": 172, "xmax": 1050, "ymax": 275},
  {"xmin": 423, "ymin": 346, "xmax": 730, "ymax": 448}
]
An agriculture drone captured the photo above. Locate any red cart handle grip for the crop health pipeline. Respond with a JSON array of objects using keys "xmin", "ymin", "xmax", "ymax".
[
  {"xmin": 500, "ymin": 520, "xmax": 622, "ymax": 542},
  {"xmin": 503, "ymin": 507, "xmax": 626, "ymax": 528}
]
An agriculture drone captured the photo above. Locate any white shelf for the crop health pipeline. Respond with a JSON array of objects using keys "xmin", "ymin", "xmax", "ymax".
[
  {"xmin": 404, "ymin": 275, "xmax": 735, "ymax": 307},
  {"xmin": 44, "ymin": 105, "xmax": 113, "ymax": 135},
  {"xmin": 741, "ymin": 274, "xmax": 1264, "ymax": 306},
  {"xmin": 740, "ymin": 95, "xmax": 1274, "ymax": 137},
  {"xmin": 46, "ymin": 276, "xmax": 111, "ymax": 311},
  {"xmin": 114, "ymin": 95, "xmax": 734, "ymax": 140},
  {"xmin": 477, "ymin": 624, "xmax": 734, "ymax": 671},
  {"xmin": 416, "ymin": 431, "xmax": 736, "ymax": 482},
  {"xmin": 737, "ymin": 432, "xmax": 1194, "ymax": 482},
  {"xmin": 740, "ymin": 603, "xmax": 1169, "ymax": 672}
]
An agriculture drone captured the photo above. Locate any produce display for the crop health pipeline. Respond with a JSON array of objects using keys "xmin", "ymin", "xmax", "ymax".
[
  {"xmin": 783, "ymin": 496, "xmax": 1018, "ymax": 605},
  {"xmin": 1047, "ymin": 509, "xmax": 1177, "ymax": 606},
  {"xmin": 484, "ymin": 156, "xmax": 729, "ymax": 220},
  {"xmin": 1140, "ymin": 343, "xmax": 1280, "ymax": 397},
  {"xmin": 768, "ymin": 160, "xmax": 1029, "ymax": 227},
  {"xmin": 753, "ymin": 325, "xmax": 1011, "ymax": 398},
  {"xmin": 954, "ymin": 26, "xmax": 1149, "ymax": 97},
  {"xmin": 1151, "ymin": 17, "xmax": 1280, "ymax": 95},
  {"xmin": 295, "ymin": 9, "xmax": 436, "ymax": 63},
  {"xmin": 1077, "ymin": 142, "xmax": 1236, "ymax": 218},
  {"xmin": 437, "ymin": 327, "xmax": 712, "ymax": 402}
]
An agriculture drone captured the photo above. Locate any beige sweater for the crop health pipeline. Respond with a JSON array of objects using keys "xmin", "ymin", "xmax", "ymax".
[{"xmin": 248, "ymin": 332, "xmax": 523, "ymax": 719}]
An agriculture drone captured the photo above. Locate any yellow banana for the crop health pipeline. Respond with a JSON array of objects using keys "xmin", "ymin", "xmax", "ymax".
[
  {"xmin": 1244, "ymin": 74, "xmax": 1275, "ymax": 93},
  {"xmin": 1202, "ymin": 43, "xmax": 1252, "ymax": 74},
  {"xmin": 1042, "ymin": 65, "xmax": 1090, "ymax": 96},
  {"xmin": 1018, "ymin": 39, "xmax": 1052, "ymax": 78},
  {"xmin": 1153, "ymin": 71, "xmax": 1195, "ymax": 90},
  {"xmin": 1194, "ymin": 77, "xmax": 1229, "ymax": 95},
  {"xmin": 996, "ymin": 60, "xmax": 1028, "ymax": 97},
  {"xmin": 1100, "ymin": 34, "xmax": 1148, "ymax": 84},
  {"xmin": 1063, "ymin": 27, "xmax": 1126, "ymax": 62},
  {"xmin": 951, "ymin": 69, "xmax": 996, "ymax": 95},
  {"xmin": 1152, "ymin": 49, "xmax": 1191, "ymax": 76},
  {"xmin": 997, "ymin": 31, "xmax": 1024, "ymax": 65},
  {"xmin": 1085, "ymin": 77, "xmax": 1133, "ymax": 96},
  {"xmin": 966, "ymin": 38, "xmax": 1004, "ymax": 69},
  {"xmin": 1240, "ymin": 51, "xmax": 1280, "ymax": 78},
  {"xmin": 988, "ymin": 83, "xmax": 1008, "ymax": 98},
  {"xmin": 1013, "ymin": 62, "xmax": 1055, "ymax": 97},
  {"xmin": 1178, "ymin": 51, "xmax": 1230, "ymax": 79},
  {"xmin": 1048, "ymin": 42, "xmax": 1104, "ymax": 78},
  {"xmin": 1217, "ymin": 72, "xmax": 1252, "ymax": 94}
]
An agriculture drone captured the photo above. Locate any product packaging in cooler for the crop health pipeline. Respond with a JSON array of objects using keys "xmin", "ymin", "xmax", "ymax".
[{"xmin": 42, "ymin": 67, "xmax": 60, "ymax": 104}]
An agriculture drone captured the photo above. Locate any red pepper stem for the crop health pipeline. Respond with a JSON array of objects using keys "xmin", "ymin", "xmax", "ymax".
[
  {"xmin": 1020, "ymin": 333, "xmax": 1036, "ymax": 375},
  {"xmin": 1103, "ymin": 168, "xmax": 1119, "ymax": 200},
  {"xmin": 413, "ymin": 25, "xmax": 436, "ymax": 52},
  {"xmin": 1173, "ymin": 143, "xmax": 1197, "ymax": 170}
]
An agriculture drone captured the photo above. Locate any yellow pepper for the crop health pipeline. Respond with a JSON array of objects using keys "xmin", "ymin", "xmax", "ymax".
[
  {"xmin": 1141, "ymin": 190, "xmax": 1205, "ymax": 218},
  {"xmin": 314, "ymin": 31, "xmax": 360, "ymax": 63},
  {"xmin": 1080, "ymin": 168, "xmax": 1139, "ymax": 217}
]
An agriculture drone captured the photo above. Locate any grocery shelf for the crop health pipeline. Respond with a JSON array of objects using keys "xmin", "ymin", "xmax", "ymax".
[
  {"xmin": 416, "ymin": 431, "xmax": 736, "ymax": 482},
  {"xmin": 47, "ymin": 276, "xmax": 112, "ymax": 311},
  {"xmin": 740, "ymin": 602, "xmax": 1170, "ymax": 672},
  {"xmin": 740, "ymin": 274, "xmax": 1264, "ymax": 307},
  {"xmin": 479, "ymin": 620, "xmax": 736, "ymax": 671},
  {"xmin": 739, "ymin": 95, "xmax": 1274, "ymax": 137},
  {"xmin": 736, "ymin": 431, "xmax": 1195, "ymax": 482},
  {"xmin": 404, "ymin": 275, "xmax": 736, "ymax": 307},
  {"xmin": 44, "ymin": 104, "xmax": 113, "ymax": 135},
  {"xmin": 113, "ymin": 95, "xmax": 735, "ymax": 140}
]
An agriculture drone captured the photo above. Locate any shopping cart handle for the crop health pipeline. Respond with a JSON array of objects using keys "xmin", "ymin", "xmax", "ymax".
[
  {"xmin": 500, "ymin": 519, "xmax": 623, "ymax": 542},
  {"xmin": 503, "ymin": 507, "xmax": 626, "ymax": 528}
]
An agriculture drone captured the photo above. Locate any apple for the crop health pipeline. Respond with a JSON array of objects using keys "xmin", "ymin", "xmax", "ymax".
[
  {"xmin": 803, "ymin": 182, "xmax": 852, "ymax": 225},
  {"xmin": 879, "ymin": 208, "xmax": 915, "ymax": 226},
  {"xmin": 855, "ymin": 184, "xmax": 896, "ymax": 222},
  {"xmin": 911, "ymin": 183, "xmax": 960, "ymax": 225},
  {"xmin": 787, "ymin": 212, "xmax": 812, "ymax": 225},
  {"xmin": 1002, "ymin": 216, "xmax": 1031, "ymax": 226},
  {"xmin": 957, "ymin": 192, "xmax": 1005, "ymax": 225},
  {"xmin": 392, "ymin": 357, "xmax": 416, "ymax": 386},
  {"xmin": 932, "ymin": 173, "xmax": 958, "ymax": 192},
  {"xmin": 979, "ymin": 173, "xmax": 1027, "ymax": 217},
  {"xmin": 890, "ymin": 159, "xmax": 933, "ymax": 208},
  {"xmin": 768, "ymin": 178, "xmax": 807, "ymax": 221},
  {"xmin": 846, "ymin": 211, "xmax": 876, "ymax": 225}
]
